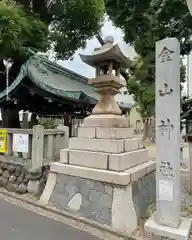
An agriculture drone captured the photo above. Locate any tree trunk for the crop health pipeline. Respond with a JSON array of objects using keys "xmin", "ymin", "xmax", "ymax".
[
  {"xmin": 1, "ymin": 108, "xmax": 20, "ymax": 128},
  {"xmin": 149, "ymin": 118, "xmax": 156, "ymax": 142},
  {"xmin": 143, "ymin": 118, "xmax": 149, "ymax": 141},
  {"xmin": 143, "ymin": 117, "xmax": 155, "ymax": 143}
]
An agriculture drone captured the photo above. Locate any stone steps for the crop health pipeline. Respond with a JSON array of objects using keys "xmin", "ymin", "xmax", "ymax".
[
  {"xmin": 50, "ymin": 160, "xmax": 155, "ymax": 186},
  {"xmin": 78, "ymin": 126, "xmax": 138, "ymax": 139},
  {"xmin": 69, "ymin": 137, "xmax": 143, "ymax": 153},
  {"xmin": 60, "ymin": 148, "xmax": 148, "ymax": 172}
]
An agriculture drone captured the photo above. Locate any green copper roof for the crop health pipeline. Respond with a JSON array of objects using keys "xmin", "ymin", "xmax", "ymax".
[
  {"xmin": 27, "ymin": 55, "xmax": 98, "ymax": 102},
  {"xmin": 0, "ymin": 53, "xmax": 132, "ymax": 110},
  {"xmin": 0, "ymin": 54, "xmax": 99, "ymax": 104}
]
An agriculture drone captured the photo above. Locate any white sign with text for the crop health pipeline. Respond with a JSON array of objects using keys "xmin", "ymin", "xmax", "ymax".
[{"xmin": 13, "ymin": 134, "xmax": 29, "ymax": 153}]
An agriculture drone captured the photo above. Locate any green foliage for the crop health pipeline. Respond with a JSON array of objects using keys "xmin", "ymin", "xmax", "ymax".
[
  {"xmin": 128, "ymin": 55, "xmax": 186, "ymax": 118},
  {"xmin": 49, "ymin": 0, "xmax": 105, "ymax": 59},
  {"xmin": 105, "ymin": 0, "xmax": 192, "ymax": 56},
  {"xmin": 0, "ymin": 0, "xmax": 104, "ymax": 128},
  {"xmin": 128, "ymin": 55, "xmax": 155, "ymax": 118},
  {"xmin": 105, "ymin": 0, "xmax": 190, "ymax": 118},
  {"xmin": 0, "ymin": 0, "xmax": 47, "ymax": 60},
  {"xmin": 1, "ymin": 0, "xmax": 105, "ymax": 60}
]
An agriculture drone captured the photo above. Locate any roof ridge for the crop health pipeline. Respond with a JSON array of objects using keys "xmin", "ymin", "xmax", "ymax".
[{"xmin": 33, "ymin": 54, "xmax": 89, "ymax": 85}]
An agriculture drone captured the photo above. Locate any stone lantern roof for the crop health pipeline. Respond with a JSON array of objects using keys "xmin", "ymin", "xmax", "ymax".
[
  {"xmin": 78, "ymin": 36, "xmax": 132, "ymax": 128},
  {"xmin": 79, "ymin": 36, "xmax": 132, "ymax": 69}
]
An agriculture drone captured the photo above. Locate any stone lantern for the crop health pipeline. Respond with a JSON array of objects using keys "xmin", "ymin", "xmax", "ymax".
[
  {"xmin": 40, "ymin": 36, "xmax": 156, "ymax": 237},
  {"xmin": 80, "ymin": 36, "xmax": 132, "ymax": 128}
]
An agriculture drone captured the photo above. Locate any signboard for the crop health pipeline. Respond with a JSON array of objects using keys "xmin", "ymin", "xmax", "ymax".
[
  {"xmin": 0, "ymin": 129, "xmax": 7, "ymax": 153},
  {"xmin": 13, "ymin": 134, "xmax": 29, "ymax": 153},
  {"xmin": 158, "ymin": 180, "xmax": 173, "ymax": 202}
]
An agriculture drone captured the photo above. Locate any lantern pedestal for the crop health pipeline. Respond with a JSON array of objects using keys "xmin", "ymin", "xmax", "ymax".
[
  {"xmin": 40, "ymin": 36, "xmax": 155, "ymax": 237},
  {"xmin": 83, "ymin": 114, "xmax": 129, "ymax": 128}
]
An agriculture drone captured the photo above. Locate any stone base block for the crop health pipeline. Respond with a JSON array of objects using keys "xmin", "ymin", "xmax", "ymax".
[
  {"xmin": 40, "ymin": 161, "xmax": 156, "ymax": 235},
  {"xmin": 78, "ymin": 127, "xmax": 135, "ymax": 139},
  {"xmin": 69, "ymin": 137, "xmax": 143, "ymax": 154},
  {"xmin": 124, "ymin": 138, "xmax": 143, "ymax": 151},
  {"xmin": 69, "ymin": 150, "xmax": 108, "ymax": 169},
  {"xmin": 83, "ymin": 114, "xmax": 129, "ymax": 128},
  {"xmin": 50, "ymin": 162, "xmax": 131, "ymax": 185},
  {"xmin": 65, "ymin": 147, "xmax": 147, "ymax": 171},
  {"xmin": 145, "ymin": 212, "xmax": 192, "ymax": 240},
  {"xmin": 109, "ymin": 149, "xmax": 148, "ymax": 171},
  {"xmin": 50, "ymin": 160, "xmax": 155, "ymax": 185},
  {"xmin": 69, "ymin": 137, "xmax": 125, "ymax": 153},
  {"xmin": 60, "ymin": 149, "xmax": 69, "ymax": 164}
]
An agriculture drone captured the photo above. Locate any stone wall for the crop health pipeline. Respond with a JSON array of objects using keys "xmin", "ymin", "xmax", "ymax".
[
  {"xmin": 49, "ymin": 171, "xmax": 156, "ymax": 226},
  {"xmin": 50, "ymin": 175, "xmax": 113, "ymax": 225},
  {"xmin": 0, "ymin": 161, "xmax": 49, "ymax": 197}
]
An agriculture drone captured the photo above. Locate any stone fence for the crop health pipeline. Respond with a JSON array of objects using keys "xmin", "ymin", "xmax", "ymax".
[{"xmin": 0, "ymin": 125, "xmax": 69, "ymax": 171}]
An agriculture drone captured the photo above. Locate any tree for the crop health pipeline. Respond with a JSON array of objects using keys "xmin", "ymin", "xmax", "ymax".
[
  {"xmin": 0, "ymin": 0, "xmax": 49, "ymax": 127},
  {"xmin": 0, "ymin": 1, "xmax": 48, "ymax": 60},
  {"xmin": 127, "ymin": 53, "xmax": 156, "ymax": 141},
  {"xmin": 105, "ymin": 0, "xmax": 192, "ymax": 56},
  {"xmin": 105, "ymin": 0, "xmax": 191, "ymax": 140},
  {"xmin": 15, "ymin": 0, "xmax": 104, "ymax": 59},
  {"xmin": 128, "ymin": 54, "xmax": 186, "ymax": 140},
  {"xmin": 0, "ymin": 0, "xmax": 104, "ymax": 127}
]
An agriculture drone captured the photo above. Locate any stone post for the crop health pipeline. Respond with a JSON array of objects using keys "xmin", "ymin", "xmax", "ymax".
[
  {"xmin": 155, "ymin": 38, "xmax": 181, "ymax": 228},
  {"xmin": 5, "ymin": 133, "xmax": 13, "ymax": 156},
  {"xmin": 57, "ymin": 124, "xmax": 69, "ymax": 148},
  {"xmin": 31, "ymin": 125, "xmax": 44, "ymax": 171},
  {"xmin": 145, "ymin": 38, "xmax": 191, "ymax": 239}
]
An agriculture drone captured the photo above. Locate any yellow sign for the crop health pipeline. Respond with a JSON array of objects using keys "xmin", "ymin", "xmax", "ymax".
[{"xmin": 0, "ymin": 129, "xmax": 7, "ymax": 153}]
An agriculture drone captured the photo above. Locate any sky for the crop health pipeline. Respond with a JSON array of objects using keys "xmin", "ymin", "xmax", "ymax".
[
  {"xmin": 57, "ymin": 18, "xmax": 137, "ymax": 78},
  {"xmin": 56, "ymin": 18, "xmax": 188, "ymax": 97},
  {"xmin": 56, "ymin": 18, "xmax": 138, "ymax": 105}
]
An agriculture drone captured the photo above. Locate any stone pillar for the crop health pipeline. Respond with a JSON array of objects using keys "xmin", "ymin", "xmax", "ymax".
[
  {"xmin": 145, "ymin": 38, "xmax": 191, "ymax": 239},
  {"xmin": 31, "ymin": 125, "xmax": 44, "ymax": 171},
  {"xmin": 156, "ymin": 38, "xmax": 181, "ymax": 228},
  {"xmin": 57, "ymin": 124, "xmax": 69, "ymax": 148}
]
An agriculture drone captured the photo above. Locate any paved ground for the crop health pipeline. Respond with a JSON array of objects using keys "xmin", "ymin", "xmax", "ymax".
[
  {"xmin": 0, "ymin": 144, "xmax": 190, "ymax": 240},
  {"xmin": 0, "ymin": 197, "xmax": 100, "ymax": 240}
]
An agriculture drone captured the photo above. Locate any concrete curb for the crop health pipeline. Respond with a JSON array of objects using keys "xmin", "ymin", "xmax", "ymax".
[{"xmin": 0, "ymin": 188, "xmax": 134, "ymax": 240}]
